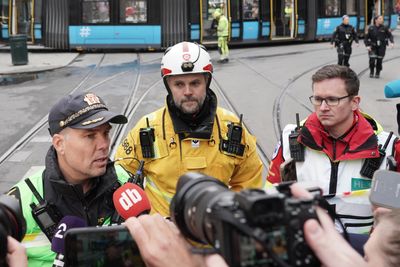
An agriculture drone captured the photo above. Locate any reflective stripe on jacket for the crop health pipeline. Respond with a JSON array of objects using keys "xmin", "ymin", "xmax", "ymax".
[
  {"xmin": 218, "ymin": 15, "xmax": 229, "ymax": 37},
  {"xmin": 115, "ymin": 106, "xmax": 263, "ymax": 216},
  {"xmin": 280, "ymin": 113, "xmax": 396, "ymax": 234},
  {"xmin": 13, "ymin": 164, "xmax": 130, "ymax": 267}
]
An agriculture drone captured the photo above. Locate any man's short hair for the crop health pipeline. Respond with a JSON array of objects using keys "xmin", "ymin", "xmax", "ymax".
[{"xmin": 312, "ymin": 65, "xmax": 359, "ymax": 96}]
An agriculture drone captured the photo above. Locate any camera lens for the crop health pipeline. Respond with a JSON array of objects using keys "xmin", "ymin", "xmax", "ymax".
[
  {"xmin": 170, "ymin": 172, "xmax": 233, "ymax": 244},
  {"xmin": 0, "ymin": 195, "xmax": 26, "ymax": 262}
]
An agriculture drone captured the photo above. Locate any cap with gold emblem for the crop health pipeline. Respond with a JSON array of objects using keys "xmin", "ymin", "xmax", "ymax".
[{"xmin": 48, "ymin": 92, "xmax": 127, "ymax": 136}]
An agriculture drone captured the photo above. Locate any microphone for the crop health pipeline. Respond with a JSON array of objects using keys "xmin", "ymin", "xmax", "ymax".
[
  {"xmin": 384, "ymin": 80, "xmax": 400, "ymax": 98},
  {"xmin": 113, "ymin": 183, "xmax": 151, "ymax": 220},
  {"xmin": 51, "ymin": 216, "xmax": 86, "ymax": 267}
]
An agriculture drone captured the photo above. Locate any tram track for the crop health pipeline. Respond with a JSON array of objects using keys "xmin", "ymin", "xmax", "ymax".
[
  {"xmin": 108, "ymin": 52, "xmax": 164, "ymax": 157},
  {"xmin": 0, "ymin": 53, "xmax": 141, "ymax": 165},
  {"xmin": 212, "ymin": 76, "xmax": 271, "ymax": 168},
  {"xmin": 231, "ymin": 45, "xmax": 400, "ymax": 166},
  {"xmin": 273, "ymin": 51, "xmax": 400, "ymax": 140}
]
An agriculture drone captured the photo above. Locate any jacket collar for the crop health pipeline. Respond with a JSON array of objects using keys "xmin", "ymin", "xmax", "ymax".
[
  {"xmin": 167, "ymin": 89, "xmax": 218, "ymax": 140},
  {"xmin": 299, "ymin": 110, "xmax": 379, "ymax": 160}
]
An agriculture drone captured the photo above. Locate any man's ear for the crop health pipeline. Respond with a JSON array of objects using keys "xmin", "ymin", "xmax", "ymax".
[
  {"xmin": 52, "ymin": 134, "xmax": 65, "ymax": 155},
  {"xmin": 351, "ymin": 95, "xmax": 361, "ymax": 111}
]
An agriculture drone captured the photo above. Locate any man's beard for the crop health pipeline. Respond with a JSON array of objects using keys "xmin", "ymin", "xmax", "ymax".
[{"xmin": 175, "ymin": 95, "xmax": 206, "ymax": 115}]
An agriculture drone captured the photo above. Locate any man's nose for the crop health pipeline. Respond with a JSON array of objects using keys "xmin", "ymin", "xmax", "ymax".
[
  {"xmin": 319, "ymin": 100, "xmax": 330, "ymax": 110},
  {"xmin": 183, "ymin": 84, "xmax": 192, "ymax": 95},
  {"xmin": 97, "ymin": 134, "xmax": 110, "ymax": 150}
]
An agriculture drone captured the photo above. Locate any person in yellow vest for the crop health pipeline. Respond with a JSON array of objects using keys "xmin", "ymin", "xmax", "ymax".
[
  {"xmin": 115, "ymin": 41, "xmax": 263, "ymax": 217},
  {"xmin": 6, "ymin": 92, "xmax": 130, "ymax": 267},
  {"xmin": 213, "ymin": 10, "xmax": 230, "ymax": 63}
]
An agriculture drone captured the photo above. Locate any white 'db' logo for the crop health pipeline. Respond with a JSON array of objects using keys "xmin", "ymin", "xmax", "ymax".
[{"xmin": 119, "ymin": 189, "xmax": 143, "ymax": 210}]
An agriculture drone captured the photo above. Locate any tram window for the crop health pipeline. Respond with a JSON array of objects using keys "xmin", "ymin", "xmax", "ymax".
[
  {"xmin": 322, "ymin": 0, "xmax": 341, "ymax": 17},
  {"xmin": 120, "ymin": 0, "xmax": 147, "ymax": 23},
  {"xmin": 1, "ymin": 0, "xmax": 9, "ymax": 24},
  {"xmin": 243, "ymin": 0, "xmax": 258, "ymax": 20},
  {"xmin": 189, "ymin": 0, "xmax": 200, "ymax": 24},
  {"xmin": 359, "ymin": 0, "xmax": 365, "ymax": 16},
  {"xmin": 82, "ymin": 0, "xmax": 110, "ymax": 23},
  {"xmin": 34, "ymin": 0, "xmax": 42, "ymax": 24},
  {"xmin": 395, "ymin": 0, "xmax": 400, "ymax": 14},
  {"xmin": 346, "ymin": 0, "xmax": 357, "ymax": 15},
  {"xmin": 208, "ymin": 0, "xmax": 226, "ymax": 20},
  {"xmin": 384, "ymin": 0, "xmax": 390, "ymax": 15},
  {"xmin": 231, "ymin": 0, "xmax": 240, "ymax": 21}
]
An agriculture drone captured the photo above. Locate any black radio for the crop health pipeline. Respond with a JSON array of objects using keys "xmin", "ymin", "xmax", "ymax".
[
  {"xmin": 360, "ymin": 132, "xmax": 393, "ymax": 178},
  {"xmin": 288, "ymin": 113, "xmax": 305, "ymax": 162},
  {"xmin": 25, "ymin": 178, "xmax": 63, "ymax": 241},
  {"xmin": 139, "ymin": 118, "xmax": 155, "ymax": 158},
  {"xmin": 221, "ymin": 114, "xmax": 245, "ymax": 156}
]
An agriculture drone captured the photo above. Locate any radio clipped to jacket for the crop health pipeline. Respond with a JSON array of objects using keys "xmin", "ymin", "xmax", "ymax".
[
  {"xmin": 221, "ymin": 114, "xmax": 245, "ymax": 156},
  {"xmin": 360, "ymin": 132, "xmax": 393, "ymax": 178},
  {"xmin": 25, "ymin": 178, "xmax": 63, "ymax": 241},
  {"xmin": 139, "ymin": 118, "xmax": 155, "ymax": 158},
  {"xmin": 288, "ymin": 113, "xmax": 305, "ymax": 162}
]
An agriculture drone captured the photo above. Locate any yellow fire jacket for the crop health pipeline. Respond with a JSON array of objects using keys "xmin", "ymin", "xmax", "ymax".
[{"xmin": 115, "ymin": 106, "xmax": 263, "ymax": 216}]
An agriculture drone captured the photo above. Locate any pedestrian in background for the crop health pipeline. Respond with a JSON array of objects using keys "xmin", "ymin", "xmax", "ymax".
[
  {"xmin": 364, "ymin": 15, "xmax": 394, "ymax": 78},
  {"xmin": 331, "ymin": 15, "xmax": 359, "ymax": 67},
  {"xmin": 213, "ymin": 10, "xmax": 230, "ymax": 63}
]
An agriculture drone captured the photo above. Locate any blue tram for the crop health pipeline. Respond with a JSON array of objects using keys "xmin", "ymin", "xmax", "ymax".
[{"xmin": 0, "ymin": 0, "xmax": 398, "ymax": 50}]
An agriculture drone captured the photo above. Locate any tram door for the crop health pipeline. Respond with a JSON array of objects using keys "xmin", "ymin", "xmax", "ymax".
[
  {"xmin": 271, "ymin": 0, "xmax": 295, "ymax": 39},
  {"xmin": 201, "ymin": 0, "xmax": 229, "ymax": 43},
  {"xmin": 366, "ymin": 0, "xmax": 381, "ymax": 26},
  {"xmin": 11, "ymin": 0, "xmax": 34, "ymax": 40}
]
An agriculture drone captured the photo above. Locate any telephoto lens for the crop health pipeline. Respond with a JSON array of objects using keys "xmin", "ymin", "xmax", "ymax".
[
  {"xmin": 170, "ymin": 172, "xmax": 320, "ymax": 267},
  {"xmin": 170, "ymin": 172, "xmax": 232, "ymax": 244},
  {"xmin": 0, "ymin": 195, "xmax": 26, "ymax": 267}
]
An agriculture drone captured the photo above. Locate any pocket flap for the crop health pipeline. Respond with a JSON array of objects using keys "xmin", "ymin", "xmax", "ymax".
[{"xmin": 184, "ymin": 157, "xmax": 207, "ymax": 170}]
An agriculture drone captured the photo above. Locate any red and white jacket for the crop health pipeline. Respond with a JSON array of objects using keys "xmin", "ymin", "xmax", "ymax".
[{"xmin": 267, "ymin": 110, "xmax": 400, "ymax": 234}]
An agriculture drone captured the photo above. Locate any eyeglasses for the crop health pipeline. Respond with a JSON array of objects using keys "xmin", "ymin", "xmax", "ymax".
[{"xmin": 309, "ymin": 94, "xmax": 353, "ymax": 106}]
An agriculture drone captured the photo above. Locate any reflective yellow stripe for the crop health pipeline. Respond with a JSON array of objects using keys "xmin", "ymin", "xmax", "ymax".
[
  {"xmin": 264, "ymin": 180, "xmax": 275, "ymax": 190},
  {"xmin": 22, "ymin": 232, "xmax": 50, "ymax": 248},
  {"xmin": 145, "ymin": 176, "xmax": 173, "ymax": 203}
]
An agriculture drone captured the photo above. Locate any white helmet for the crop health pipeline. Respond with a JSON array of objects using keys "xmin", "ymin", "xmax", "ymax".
[{"xmin": 161, "ymin": 42, "xmax": 213, "ymax": 78}]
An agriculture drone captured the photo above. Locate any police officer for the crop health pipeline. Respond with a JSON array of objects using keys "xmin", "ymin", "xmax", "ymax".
[
  {"xmin": 364, "ymin": 15, "xmax": 394, "ymax": 78},
  {"xmin": 213, "ymin": 10, "xmax": 230, "ymax": 63},
  {"xmin": 331, "ymin": 15, "xmax": 359, "ymax": 67},
  {"xmin": 7, "ymin": 92, "xmax": 130, "ymax": 266},
  {"xmin": 115, "ymin": 41, "xmax": 263, "ymax": 217}
]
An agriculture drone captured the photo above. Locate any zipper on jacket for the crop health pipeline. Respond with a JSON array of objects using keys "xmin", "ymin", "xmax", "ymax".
[
  {"xmin": 329, "ymin": 161, "xmax": 339, "ymax": 195},
  {"xmin": 71, "ymin": 185, "xmax": 91, "ymax": 224},
  {"xmin": 332, "ymin": 139, "xmax": 337, "ymax": 160}
]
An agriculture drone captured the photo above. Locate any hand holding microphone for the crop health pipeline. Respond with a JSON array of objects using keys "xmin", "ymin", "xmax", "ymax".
[{"xmin": 51, "ymin": 216, "xmax": 86, "ymax": 267}]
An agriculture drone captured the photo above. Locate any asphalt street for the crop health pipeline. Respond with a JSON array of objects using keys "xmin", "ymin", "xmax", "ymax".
[{"xmin": 0, "ymin": 31, "xmax": 399, "ymax": 192}]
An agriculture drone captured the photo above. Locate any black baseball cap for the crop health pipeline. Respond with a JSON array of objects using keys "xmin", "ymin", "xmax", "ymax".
[{"xmin": 48, "ymin": 92, "xmax": 127, "ymax": 136}]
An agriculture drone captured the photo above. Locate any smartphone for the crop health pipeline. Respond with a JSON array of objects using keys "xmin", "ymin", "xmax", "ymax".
[
  {"xmin": 369, "ymin": 170, "xmax": 400, "ymax": 209},
  {"xmin": 64, "ymin": 225, "xmax": 145, "ymax": 267}
]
